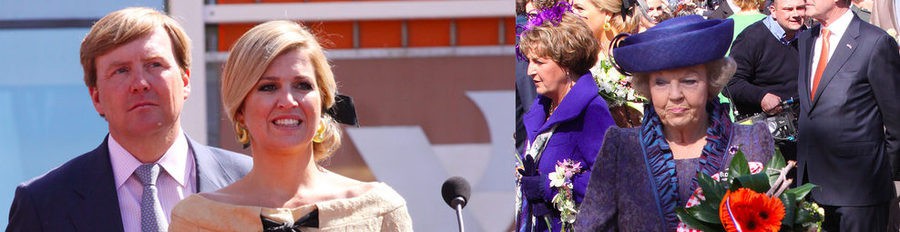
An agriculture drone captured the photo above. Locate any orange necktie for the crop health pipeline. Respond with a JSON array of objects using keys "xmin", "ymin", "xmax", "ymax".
[{"xmin": 811, "ymin": 29, "xmax": 831, "ymax": 100}]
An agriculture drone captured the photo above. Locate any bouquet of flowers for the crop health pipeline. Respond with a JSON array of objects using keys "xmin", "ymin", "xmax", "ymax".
[
  {"xmin": 591, "ymin": 59, "xmax": 643, "ymax": 107},
  {"xmin": 547, "ymin": 159, "xmax": 583, "ymax": 232},
  {"xmin": 676, "ymin": 148, "xmax": 825, "ymax": 232}
]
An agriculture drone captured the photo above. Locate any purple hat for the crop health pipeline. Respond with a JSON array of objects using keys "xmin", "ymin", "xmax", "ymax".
[{"xmin": 612, "ymin": 15, "xmax": 734, "ymax": 74}]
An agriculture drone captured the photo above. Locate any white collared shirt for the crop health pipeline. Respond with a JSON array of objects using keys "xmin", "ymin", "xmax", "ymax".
[
  {"xmin": 108, "ymin": 131, "xmax": 196, "ymax": 232},
  {"xmin": 810, "ymin": 9, "xmax": 855, "ymax": 90}
]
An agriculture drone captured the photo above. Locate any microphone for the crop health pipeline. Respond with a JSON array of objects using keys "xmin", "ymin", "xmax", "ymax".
[{"xmin": 441, "ymin": 176, "xmax": 471, "ymax": 232}]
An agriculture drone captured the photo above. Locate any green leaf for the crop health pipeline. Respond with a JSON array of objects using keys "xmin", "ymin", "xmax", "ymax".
[
  {"xmin": 729, "ymin": 150, "xmax": 751, "ymax": 179},
  {"xmin": 732, "ymin": 173, "xmax": 771, "ymax": 193},
  {"xmin": 794, "ymin": 205, "xmax": 824, "ymax": 226},
  {"xmin": 768, "ymin": 148, "xmax": 787, "ymax": 169},
  {"xmin": 783, "ymin": 183, "xmax": 817, "ymax": 201},
  {"xmin": 677, "ymin": 207, "xmax": 725, "ymax": 232},
  {"xmin": 683, "ymin": 201, "xmax": 722, "ymax": 225},
  {"xmin": 780, "ymin": 192, "xmax": 797, "ymax": 230},
  {"xmin": 697, "ymin": 173, "xmax": 726, "ymax": 209}
]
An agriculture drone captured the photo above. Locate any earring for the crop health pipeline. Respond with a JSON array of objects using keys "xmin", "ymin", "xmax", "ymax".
[
  {"xmin": 234, "ymin": 123, "xmax": 250, "ymax": 148},
  {"xmin": 603, "ymin": 22, "xmax": 612, "ymax": 32},
  {"xmin": 313, "ymin": 119, "xmax": 327, "ymax": 143}
]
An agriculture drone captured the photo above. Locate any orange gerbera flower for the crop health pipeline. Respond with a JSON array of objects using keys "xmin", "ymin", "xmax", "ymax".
[{"xmin": 719, "ymin": 188, "xmax": 785, "ymax": 232}]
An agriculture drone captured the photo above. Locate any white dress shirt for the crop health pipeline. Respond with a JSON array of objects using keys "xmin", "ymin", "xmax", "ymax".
[
  {"xmin": 810, "ymin": 10, "xmax": 855, "ymax": 90},
  {"xmin": 108, "ymin": 131, "xmax": 196, "ymax": 232}
]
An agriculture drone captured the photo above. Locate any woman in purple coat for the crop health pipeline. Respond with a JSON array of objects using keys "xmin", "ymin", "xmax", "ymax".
[{"xmin": 516, "ymin": 6, "xmax": 616, "ymax": 232}]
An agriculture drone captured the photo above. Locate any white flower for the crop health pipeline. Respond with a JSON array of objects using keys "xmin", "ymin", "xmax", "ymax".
[
  {"xmin": 548, "ymin": 168, "xmax": 567, "ymax": 188},
  {"xmin": 591, "ymin": 59, "xmax": 643, "ymax": 107}
]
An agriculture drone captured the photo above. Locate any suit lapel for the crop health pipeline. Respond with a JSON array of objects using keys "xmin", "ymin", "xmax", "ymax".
[
  {"xmin": 811, "ymin": 17, "xmax": 861, "ymax": 107},
  {"xmin": 70, "ymin": 136, "xmax": 125, "ymax": 232},
  {"xmin": 800, "ymin": 25, "xmax": 818, "ymax": 113},
  {"xmin": 189, "ymin": 137, "xmax": 235, "ymax": 192}
]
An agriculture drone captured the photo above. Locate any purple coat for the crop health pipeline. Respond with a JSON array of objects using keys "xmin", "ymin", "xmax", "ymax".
[{"xmin": 521, "ymin": 73, "xmax": 616, "ymax": 231}]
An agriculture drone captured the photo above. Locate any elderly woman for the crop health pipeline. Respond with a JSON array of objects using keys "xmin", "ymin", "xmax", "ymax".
[
  {"xmin": 574, "ymin": 15, "xmax": 774, "ymax": 231},
  {"xmin": 169, "ymin": 21, "xmax": 412, "ymax": 231},
  {"xmin": 517, "ymin": 10, "xmax": 616, "ymax": 232}
]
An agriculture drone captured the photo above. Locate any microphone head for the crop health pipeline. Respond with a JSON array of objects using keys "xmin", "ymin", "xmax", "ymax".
[{"xmin": 441, "ymin": 176, "xmax": 471, "ymax": 208}]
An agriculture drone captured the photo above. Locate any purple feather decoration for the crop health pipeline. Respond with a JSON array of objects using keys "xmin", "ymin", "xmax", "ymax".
[{"xmin": 515, "ymin": 1, "xmax": 575, "ymax": 61}]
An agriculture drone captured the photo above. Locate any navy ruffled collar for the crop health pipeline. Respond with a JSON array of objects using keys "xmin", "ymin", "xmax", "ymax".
[{"xmin": 639, "ymin": 101, "xmax": 733, "ymax": 229}]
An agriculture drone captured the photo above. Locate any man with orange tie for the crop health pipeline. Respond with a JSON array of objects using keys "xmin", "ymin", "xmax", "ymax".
[{"xmin": 796, "ymin": 0, "xmax": 900, "ymax": 230}]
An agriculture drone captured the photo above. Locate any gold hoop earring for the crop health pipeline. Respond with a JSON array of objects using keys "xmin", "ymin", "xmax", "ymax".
[
  {"xmin": 603, "ymin": 22, "xmax": 612, "ymax": 32},
  {"xmin": 234, "ymin": 123, "xmax": 250, "ymax": 148},
  {"xmin": 313, "ymin": 119, "xmax": 327, "ymax": 143}
]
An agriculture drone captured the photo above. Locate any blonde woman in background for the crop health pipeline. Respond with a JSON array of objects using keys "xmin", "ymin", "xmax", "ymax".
[
  {"xmin": 727, "ymin": 0, "xmax": 766, "ymax": 44},
  {"xmin": 572, "ymin": 0, "xmax": 645, "ymax": 127},
  {"xmin": 636, "ymin": 0, "xmax": 674, "ymax": 32},
  {"xmin": 169, "ymin": 21, "xmax": 412, "ymax": 231}
]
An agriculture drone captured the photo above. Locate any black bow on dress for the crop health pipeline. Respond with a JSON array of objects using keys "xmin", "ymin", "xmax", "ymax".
[{"xmin": 261, "ymin": 209, "xmax": 319, "ymax": 232}]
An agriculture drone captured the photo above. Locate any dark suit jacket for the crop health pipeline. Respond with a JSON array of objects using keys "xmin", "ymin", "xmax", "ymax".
[
  {"xmin": 797, "ymin": 14, "xmax": 900, "ymax": 206},
  {"xmin": 516, "ymin": 14, "xmax": 537, "ymax": 152},
  {"xmin": 707, "ymin": 1, "xmax": 734, "ymax": 20},
  {"xmin": 6, "ymin": 135, "xmax": 252, "ymax": 231}
]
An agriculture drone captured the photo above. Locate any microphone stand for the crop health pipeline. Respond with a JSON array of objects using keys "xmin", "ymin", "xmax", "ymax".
[{"xmin": 452, "ymin": 198, "xmax": 465, "ymax": 232}]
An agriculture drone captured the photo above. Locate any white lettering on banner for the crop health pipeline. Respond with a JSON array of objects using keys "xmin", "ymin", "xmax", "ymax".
[{"xmin": 348, "ymin": 91, "xmax": 514, "ymax": 232}]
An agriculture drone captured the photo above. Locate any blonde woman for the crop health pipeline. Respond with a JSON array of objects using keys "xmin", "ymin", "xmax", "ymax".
[
  {"xmin": 727, "ymin": 0, "xmax": 766, "ymax": 44},
  {"xmin": 570, "ymin": 0, "xmax": 645, "ymax": 127},
  {"xmin": 636, "ymin": 0, "xmax": 674, "ymax": 32},
  {"xmin": 169, "ymin": 21, "xmax": 412, "ymax": 231}
]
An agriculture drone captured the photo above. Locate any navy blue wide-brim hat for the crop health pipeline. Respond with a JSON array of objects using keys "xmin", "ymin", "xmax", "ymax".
[{"xmin": 612, "ymin": 15, "xmax": 734, "ymax": 73}]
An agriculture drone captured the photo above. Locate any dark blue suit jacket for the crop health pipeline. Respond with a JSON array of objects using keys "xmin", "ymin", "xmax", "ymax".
[
  {"xmin": 6, "ymin": 135, "xmax": 252, "ymax": 231},
  {"xmin": 797, "ymin": 14, "xmax": 900, "ymax": 206}
]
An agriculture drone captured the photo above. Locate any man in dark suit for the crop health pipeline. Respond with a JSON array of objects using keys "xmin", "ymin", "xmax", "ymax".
[
  {"xmin": 797, "ymin": 0, "xmax": 900, "ymax": 230},
  {"xmin": 6, "ymin": 8, "xmax": 251, "ymax": 232}
]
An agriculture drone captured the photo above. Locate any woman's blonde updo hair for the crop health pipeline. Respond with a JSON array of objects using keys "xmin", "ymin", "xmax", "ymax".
[
  {"xmin": 589, "ymin": 0, "xmax": 641, "ymax": 34},
  {"xmin": 519, "ymin": 13, "xmax": 599, "ymax": 77},
  {"xmin": 733, "ymin": 0, "xmax": 764, "ymax": 11},
  {"xmin": 221, "ymin": 20, "xmax": 341, "ymax": 162}
]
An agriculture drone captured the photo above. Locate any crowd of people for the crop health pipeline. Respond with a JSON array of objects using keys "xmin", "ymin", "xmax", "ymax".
[{"xmin": 515, "ymin": 0, "xmax": 900, "ymax": 231}]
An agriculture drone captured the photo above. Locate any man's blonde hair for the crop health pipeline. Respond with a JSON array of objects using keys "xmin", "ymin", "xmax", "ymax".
[{"xmin": 80, "ymin": 7, "xmax": 191, "ymax": 88}]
